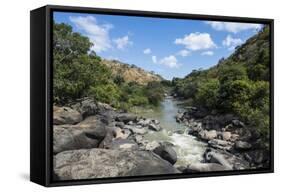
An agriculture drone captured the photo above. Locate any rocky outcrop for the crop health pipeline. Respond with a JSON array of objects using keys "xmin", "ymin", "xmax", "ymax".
[
  {"xmin": 54, "ymin": 148, "xmax": 179, "ymax": 180},
  {"xmin": 53, "ymin": 116, "xmax": 106, "ymax": 154},
  {"xmin": 53, "ymin": 106, "xmax": 82, "ymax": 125}
]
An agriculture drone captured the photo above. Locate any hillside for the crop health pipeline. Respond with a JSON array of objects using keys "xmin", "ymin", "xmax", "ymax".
[
  {"xmin": 172, "ymin": 26, "xmax": 270, "ymax": 140},
  {"xmin": 101, "ymin": 59, "xmax": 163, "ymax": 85}
]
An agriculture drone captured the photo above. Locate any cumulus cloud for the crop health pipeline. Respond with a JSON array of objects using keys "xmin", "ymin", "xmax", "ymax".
[
  {"xmin": 113, "ymin": 35, "xmax": 133, "ymax": 49},
  {"xmin": 143, "ymin": 48, "xmax": 152, "ymax": 54},
  {"xmin": 177, "ymin": 49, "xmax": 191, "ymax": 57},
  {"xmin": 69, "ymin": 16, "xmax": 113, "ymax": 53},
  {"xmin": 206, "ymin": 21, "xmax": 262, "ymax": 33},
  {"xmin": 175, "ymin": 32, "xmax": 217, "ymax": 51},
  {"xmin": 201, "ymin": 51, "xmax": 214, "ymax": 56},
  {"xmin": 159, "ymin": 55, "xmax": 180, "ymax": 68},
  {"xmin": 222, "ymin": 35, "xmax": 243, "ymax": 50},
  {"xmin": 152, "ymin": 55, "xmax": 157, "ymax": 63}
]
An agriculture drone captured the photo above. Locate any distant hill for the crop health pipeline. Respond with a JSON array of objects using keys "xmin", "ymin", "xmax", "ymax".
[{"xmin": 101, "ymin": 59, "xmax": 163, "ymax": 85}]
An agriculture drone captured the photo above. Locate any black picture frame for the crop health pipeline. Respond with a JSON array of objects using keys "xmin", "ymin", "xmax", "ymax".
[{"xmin": 30, "ymin": 4, "xmax": 274, "ymax": 187}]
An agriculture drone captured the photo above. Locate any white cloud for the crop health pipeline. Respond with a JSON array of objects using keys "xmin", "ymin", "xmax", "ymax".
[
  {"xmin": 159, "ymin": 55, "xmax": 180, "ymax": 68},
  {"xmin": 222, "ymin": 35, "xmax": 243, "ymax": 50},
  {"xmin": 201, "ymin": 51, "xmax": 214, "ymax": 56},
  {"xmin": 175, "ymin": 32, "xmax": 217, "ymax": 51},
  {"xmin": 69, "ymin": 16, "xmax": 113, "ymax": 53},
  {"xmin": 177, "ymin": 49, "xmax": 191, "ymax": 57},
  {"xmin": 152, "ymin": 55, "xmax": 157, "ymax": 63},
  {"xmin": 113, "ymin": 35, "xmax": 133, "ymax": 49},
  {"xmin": 206, "ymin": 21, "xmax": 262, "ymax": 33},
  {"xmin": 143, "ymin": 48, "xmax": 152, "ymax": 54}
]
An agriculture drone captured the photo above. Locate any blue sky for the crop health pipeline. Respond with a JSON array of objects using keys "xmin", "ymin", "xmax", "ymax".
[{"xmin": 54, "ymin": 12, "xmax": 263, "ymax": 80}]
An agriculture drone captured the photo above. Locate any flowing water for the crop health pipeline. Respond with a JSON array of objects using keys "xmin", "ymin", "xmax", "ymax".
[{"xmin": 135, "ymin": 97, "xmax": 207, "ymax": 167}]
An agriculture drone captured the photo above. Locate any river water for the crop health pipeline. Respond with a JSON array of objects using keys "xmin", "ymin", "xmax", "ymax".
[{"xmin": 135, "ymin": 97, "xmax": 207, "ymax": 167}]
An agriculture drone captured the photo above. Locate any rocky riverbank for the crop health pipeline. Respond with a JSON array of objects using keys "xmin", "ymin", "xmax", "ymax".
[
  {"xmin": 175, "ymin": 107, "xmax": 270, "ymax": 172},
  {"xmin": 53, "ymin": 98, "xmax": 180, "ymax": 180}
]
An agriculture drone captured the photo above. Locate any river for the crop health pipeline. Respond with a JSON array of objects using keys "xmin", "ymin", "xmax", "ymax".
[{"xmin": 134, "ymin": 97, "xmax": 207, "ymax": 167}]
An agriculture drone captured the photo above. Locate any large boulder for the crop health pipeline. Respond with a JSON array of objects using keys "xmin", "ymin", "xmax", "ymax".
[
  {"xmin": 153, "ymin": 144, "xmax": 177, "ymax": 165},
  {"xmin": 71, "ymin": 98, "xmax": 99, "ymax": 118},
  {"xmin": 53, "ymin": 106, "xmax": 82, "ymax": 125},
  {"xmin": 205, "ymin": 149, "xmax": 250, "ymax": 170},
  {"xmin": 54, "ymin": 148, "xmax": 180, "ymax": 180},
  {"xmin": 115, "ymin": 113, "xmax": 137, "ymax": 124},
  {"xmin": 53, "ymin": 116, "xmax": 106, "ymax": 153}
]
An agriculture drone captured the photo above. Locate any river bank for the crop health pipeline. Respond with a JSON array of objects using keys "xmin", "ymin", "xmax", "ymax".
[{"xmin": 52, "ymin": 97, "xmax": 269, "ymax": 180}]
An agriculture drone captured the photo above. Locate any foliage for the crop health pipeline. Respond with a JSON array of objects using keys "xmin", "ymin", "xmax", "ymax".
[
  {"xmin": 53, "ymin": 22, "xmax": 164, "ymax": 109},
  {"xmin": 172, "ymin": 26, "xmax": 270, "ymax": 141}
]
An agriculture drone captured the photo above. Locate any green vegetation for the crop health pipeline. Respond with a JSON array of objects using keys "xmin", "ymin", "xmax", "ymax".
[
  {"xmin": 172, "ymin": 26, "xmax": 270, "ymax": 140},
  {"xmin": 53, "ymin": 22, "xmax": 164, "ymax": 110}
]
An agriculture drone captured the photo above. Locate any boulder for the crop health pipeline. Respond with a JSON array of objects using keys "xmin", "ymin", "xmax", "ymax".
[
  {"xmin": 71, "ymin": 98, "xmax": 99, "ymax": 118},
  {"xmin": 185, "ymin": 163, "xmax": 229, "ymax": 172},
  {"xmin": 148, "ymin": 123, "xmax": 162, "ymax": 131},
  {"xmin": 137, "ymin": 119, "xmax": 151, "ymax": 127},
  {"xmin": 115, "ymin": 121, "xmax": 125, "ymax": 129},
  {"xmin": 124, "ymin": 125, "xmax": 147, "ymax": 135},
  {"xmin": 205, "ymin": 149, "xmax": 250, "ymax": 170},
  {"xmin": 53, "ymin": 106, "xmax": 82, "ymax": 125},
  {"xmin": 199, "ymin": 130, "xmax": 217, "ymax": 141},
  {"xmin": 113, "ymin": 127, "xmax": 131, "ymax": 139},
  {"xmin": 145, "ymin": 141, "xmax": 161, "ymax": 151},
  {"xmin": 54, "ymin": 148, "xmax": 180, "ymax": 180},
  {"xmin": 153, "ymin": 144, "xmax": 177, "ymax": 165},
  {"xmin": 235, "ymin": 141, "xmax": 252, "ymax": 150},
  {"xmin": 232, "ymin": 119, "xmax": 245, "ymax": 128},
  {"xmin": 115, "ymin": 113, "xmax": 137, "ymax": 123},
  {"xmin": 53, "ymin": 116, "xmax": 106, "ymax": 153},
  {"xmin": 208, "ymin": 139, "xmax": 231, "ymax": 148},
  {"xmin": 221, "ymin": 131, "xmax": 232, "ymax": 141}
]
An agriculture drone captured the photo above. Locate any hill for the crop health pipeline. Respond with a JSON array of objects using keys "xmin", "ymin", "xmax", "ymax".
[{"xmin": 101, "ymin": 59, "xmax": 163, "ymax": 85}]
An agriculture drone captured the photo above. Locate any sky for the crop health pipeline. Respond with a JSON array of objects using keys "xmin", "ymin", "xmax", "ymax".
[{"xmin": 53, "ymin": 11, "xmax": 263, "ymax": 80}]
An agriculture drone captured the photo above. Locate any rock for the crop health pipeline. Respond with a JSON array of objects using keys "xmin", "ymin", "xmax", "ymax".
[
  {"xmin": 175, "ymin": 113, "xmax": 184, "ymax": 122},
  {"xmin": 115, "ymin": 121, "xmax": 125, "ymax": 128},
  {"xmin": 145, "ymin": 141, "xmax": 161, "ymax": 151},
  {"xmin": 221, "ymin": 131, "xmax": 232, "ymax": 141},
  {"xmin": 185, "ymin": 163, "xmax": 229, "ymax": 172},
  {"xmin": 53, "ymin": 117, "xmax": 106, "ymax": 153},
  {"xmin": 108, "ymin": 139, "xmax": 138, "ymax": 150},
  {"xmin": 232, "ymin": 119, "xmax": 245, "ymax": 128},
  {"xmin": 153, "ymin": 144, "xmax": 177, "ymax": 165},
  {"xmin": 124, "ymin": 125, "xmax": 147, "ymax": 135},
  {"xmin": 208, "ymin": 139, "xmax": 231, "ymax": 147},
  {"xmin": 151, "ymin": 119, "xmax": 160, "ymax": 125},
  {"xmin": 53, "ymin": 106, "xmax": 82, "ymax": 125},
  {"xmin": 71, "ymin": 98, "xmax": 99, "ymax": 118},
  {"xmin": 205, "ymin": 149, "xmax": 250, "ymax": 170},
  {"xmin": 137, "ymin": 119, "xmax": 151, "ymax": 127},
  {"xmin": 246, "ymin": 150, "xmax": 269, "ymax": 165},
  {"xmin": 235, "ymin": 141, "xmax": 252, "ymax": 150},
  {"xmin": 115, "ymin": 113, "xmax": 137, "ymax": 123},
  {"xmin": 54, "ymin": 148, "xmax": 180, "ymax": 180},
  {"xmin": 113, "ymin": 127, "xmax": 131, "ymax": 139},
  {"xmin": 134, "ymin": 135, "xmax": 144, "ymax": 144},
  {"xmin": 199, "ymin": 130, "xmax": 217, "ymax": 141},
  {"xmin": 148, "ymin": 123, "xmax": 162, "ymax": 131},
  {"xmin": 205, "ymin": 151, "xmax": 233, "ymax": 170}
]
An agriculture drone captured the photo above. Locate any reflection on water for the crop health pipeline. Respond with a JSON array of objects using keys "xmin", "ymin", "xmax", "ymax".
[{"xmin": 135, "ymin": 98, "xmax": 207, "ymax": 166}]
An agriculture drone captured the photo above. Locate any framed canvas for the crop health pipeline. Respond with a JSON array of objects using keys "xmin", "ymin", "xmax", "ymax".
[{"xmin": 30, "ymin": 5, "xmax": 274, "ymax": 187}]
